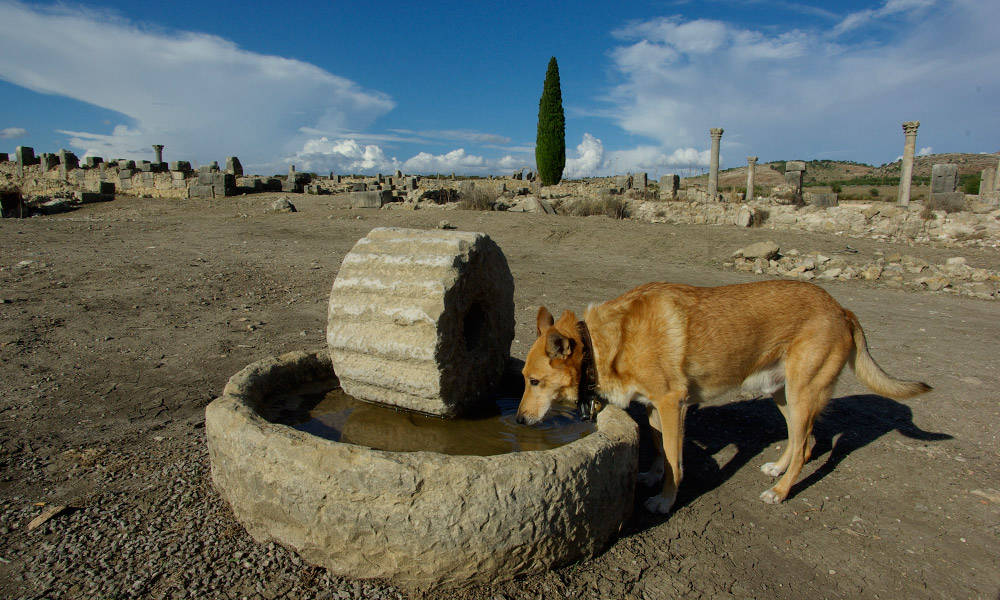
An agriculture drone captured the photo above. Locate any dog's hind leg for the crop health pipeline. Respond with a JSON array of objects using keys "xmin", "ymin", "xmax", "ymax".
[
  {"xmin": 761, "ymin": 387, "xmax": 793, "ymax": 478},
  {"xmin": 639, "ymin": 405, "xmax": 665, "ymax": 486},
  {"xmin": 760, "ymin": 340, "xmax": 846, "ymax": 504},
  {"xmin": 644, "ymin": 390, "xmax": 688, "ymax": 514}
]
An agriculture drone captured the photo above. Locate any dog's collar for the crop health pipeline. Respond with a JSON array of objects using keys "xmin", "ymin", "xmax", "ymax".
[{"xmin": 576, "ymin": 320, "xmax": 601, "ymax": 420}]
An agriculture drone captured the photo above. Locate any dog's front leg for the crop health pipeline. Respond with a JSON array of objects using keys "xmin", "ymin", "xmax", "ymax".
[
  {"xmin": 644, "ymin": 391, "xmax": 688, "ymax": 515},
  {"xmin": 639, "ymin": 405, "xmax": 665, "ymax": 486}
]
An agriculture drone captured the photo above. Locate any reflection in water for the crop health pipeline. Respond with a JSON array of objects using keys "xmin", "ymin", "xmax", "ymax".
[{"xmin": 263, "ymin": 382, "xmax": 594, "ymax": 456}]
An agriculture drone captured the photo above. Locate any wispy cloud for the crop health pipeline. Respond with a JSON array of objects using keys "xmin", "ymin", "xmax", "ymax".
[
  {"xmin": 832, "ymin": 0, "xmax": 936, "ymax": 36},
  {"xmin": 0, "ymin": 1, "xmax": 393, "ymax": 164},
  {"xmin": 389, "ymin": 129, "xmax": 511, "ymax": 145},
  {"xmin": 0, "ymin": 126, "xmax": 27, "ymax": 139}
]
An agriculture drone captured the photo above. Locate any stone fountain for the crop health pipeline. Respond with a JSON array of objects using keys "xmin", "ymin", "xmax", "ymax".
[{"xmin": 206, "ymin": 227, "xmax": 638, "ymax": 590}]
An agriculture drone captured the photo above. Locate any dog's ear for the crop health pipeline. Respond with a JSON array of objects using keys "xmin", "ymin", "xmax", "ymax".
[
  {"xmin": 536, "ymin": 306, "xmax": 554, "ymax": 336},
  {"xmin": 546, "ymin": 329, "xmax": 575, "ymax": 360}
]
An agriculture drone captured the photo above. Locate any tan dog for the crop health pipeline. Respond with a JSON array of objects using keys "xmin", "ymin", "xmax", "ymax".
[{"xmin": 516, "ymin": 280, "xmax": 931, "ymax": 514}]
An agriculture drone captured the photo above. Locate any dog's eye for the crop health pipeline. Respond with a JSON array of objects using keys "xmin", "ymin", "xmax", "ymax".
[{"xmin": 529, "ymin": 378, "xmax": 540, "ymax": 386}]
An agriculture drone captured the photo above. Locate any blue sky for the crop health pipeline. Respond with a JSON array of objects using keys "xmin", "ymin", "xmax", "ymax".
[{"xmin": 1, "ymin": 0, "xmax": 997, "ymax": 177}]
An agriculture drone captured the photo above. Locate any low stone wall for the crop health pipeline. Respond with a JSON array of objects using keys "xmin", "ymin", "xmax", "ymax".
[
  {"xmin": 729, "ymin": 241, "xmax": 999, "ymax": 300},
  {"xmin": 632, "ymin": 198, "xmax": 1000, "ymax": 248}
]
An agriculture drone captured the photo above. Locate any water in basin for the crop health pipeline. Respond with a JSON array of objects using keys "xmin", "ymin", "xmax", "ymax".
[{"xmin": 263, "ymin": 380, "xmax": 595, "ymax": 456}]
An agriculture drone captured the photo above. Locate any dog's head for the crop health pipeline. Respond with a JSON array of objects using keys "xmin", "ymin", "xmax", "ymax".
[{"xmin": 516, "ymin": 306, "xmax": 583, "ymax": 425}]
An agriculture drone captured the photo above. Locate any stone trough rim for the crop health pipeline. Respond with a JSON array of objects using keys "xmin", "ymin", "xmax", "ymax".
[{"xmin": 206, "ymin": 349, "xmax": 639, "ymax": 589}]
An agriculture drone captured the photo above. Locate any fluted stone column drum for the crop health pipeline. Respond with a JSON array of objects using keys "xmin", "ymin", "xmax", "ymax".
[{"xmin": 327, "ymin": 227, "xmax": 514, "ymax": 417}]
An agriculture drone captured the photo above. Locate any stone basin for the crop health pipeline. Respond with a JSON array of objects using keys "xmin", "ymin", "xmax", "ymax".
[{"xmin": 206, "ymin": 350, "xmax": 639, "ymax": 590}]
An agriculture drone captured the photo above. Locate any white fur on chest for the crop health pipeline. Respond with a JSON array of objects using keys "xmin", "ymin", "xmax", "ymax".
[{"xmin": 597, "ymin": 382, "xmax": 647, "ymax": 409}]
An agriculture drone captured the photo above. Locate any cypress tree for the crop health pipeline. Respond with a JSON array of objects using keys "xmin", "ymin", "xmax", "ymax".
[{"xmin": 535, "ymin": 57, "xmax": 565, "ymax": 186}]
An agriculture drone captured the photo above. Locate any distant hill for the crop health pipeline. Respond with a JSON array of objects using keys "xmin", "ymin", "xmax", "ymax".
[{"xmin": 693, "ymin": 153, "xmax": 999, "ymax": 189}]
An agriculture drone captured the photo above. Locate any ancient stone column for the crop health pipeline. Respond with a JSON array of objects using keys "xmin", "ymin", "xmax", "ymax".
[
  {"xmin": 897, "ymin": 121, "xmax": 920, "ymax": 206},
  {"xmin": 708, "ymin": 128, "xmax": 724, "ymax": 200},
  {"xmin": 152, "ymin": 144, "xmax": 164, "ymax": 164},
  {"xmin": 745, "ymin": 156, "xmax": 758, "ymax": 202}
]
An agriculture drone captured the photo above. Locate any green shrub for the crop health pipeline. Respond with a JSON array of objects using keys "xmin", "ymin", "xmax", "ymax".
[
  {"xmin": 960, "ymin": 173, "xmax": 981, "ymax": 195},
  {"xmin": 869, "ymin": 188, "xmax": 879, "ymax": 198},
  {"xmin": 830, "ymin": 183, "xmax": 842, "ymax": 194}
]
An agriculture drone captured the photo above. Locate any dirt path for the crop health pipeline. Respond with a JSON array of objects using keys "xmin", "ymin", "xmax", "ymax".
[{"xmin": 1, "ymin": 193, "xmax": 998, "ymax": 599}]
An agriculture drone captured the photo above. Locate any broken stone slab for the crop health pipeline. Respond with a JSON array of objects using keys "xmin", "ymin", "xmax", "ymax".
[
  {"xmin": 327, "ymin": 227, "xmax": 515, "ymax": 417},
  {"xmin": 804, "ymin": 192, "xmax": 839, "ymax": 207},
  {"xmin": 735, "ymin": 240, "xmax": 780, "ymax": 260},
  {"xmin": 348, "ymin": 190, "xmax": 391, "ymax": 208},
  {"xmin": 268, "ymin": 198, "xmax": 296, "ymax": 213},
  {"xmin": 785, "ymin": 160, "xmax": 806, "ymax": 172},
  {"xmin": 15, "ymin": 146, "xmax": 36, "ymax": 165},
  {"xmin": 206, "ymin": 350, "xmax": 638, "ymax": 590},
  {"xmin": 170, "ymin": 160, "xmax": 192, "ymax": 172}
]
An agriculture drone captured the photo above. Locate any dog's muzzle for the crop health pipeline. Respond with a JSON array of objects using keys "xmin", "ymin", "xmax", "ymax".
[{"xmin": 578, "ymin": 395, "xmax": 600, "ymax": 422}]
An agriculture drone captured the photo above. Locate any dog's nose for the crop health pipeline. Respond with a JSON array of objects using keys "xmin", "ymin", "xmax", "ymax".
[{"xmin": 515, "ymin": 414, "xmax": 526, "ymax": 425}]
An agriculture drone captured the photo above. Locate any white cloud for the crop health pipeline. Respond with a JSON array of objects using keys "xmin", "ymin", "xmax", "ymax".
[
  {"xmin": 402, "ymin": 148, "xmax": 486, "ymax": 174},
  {"xmin": 287, "ymin": 137, "xmax": 399, "ymax": 174},
  {"xmin": 562, "ymin": 133, "xmax": 712, "ymax": 178},
  {"xmin": 0, "ymin": 1, "xmax": 393, "ymax": 164},
  {"xmin": 917, "ymin": 146, "xmax": 933, "ymax": 156},
  {"xmin": 0, "ymin": 126, "xmax": 27, "ymax": 139},
  {"xmin": 605, "ymin": 2, "xmax": 999, "ymax": 166},
  {"xmin": 564, "ymin": 133, "xmax": 604, "ymax": 178}
]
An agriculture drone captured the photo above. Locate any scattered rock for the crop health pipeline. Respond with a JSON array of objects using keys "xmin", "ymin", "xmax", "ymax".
[
  {"xmin": 27, "ymin": 504, "xmax": 68, "ymax": 531},
  {"xmin": 269, "ymin": 198, "xmax": 296, "ymax": 213},
  {"xmin": 736, "ymin": 240, "xmax": 780, "ymax": 261},
  {"xmin": 438, "ymin": 220, "xmax": 456, "ymax": 230}
]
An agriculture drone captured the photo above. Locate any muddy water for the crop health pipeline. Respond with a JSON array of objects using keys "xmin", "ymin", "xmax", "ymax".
[{"xmin": 263, "ymin": 380, "xmax": 595, "ymax": 456}]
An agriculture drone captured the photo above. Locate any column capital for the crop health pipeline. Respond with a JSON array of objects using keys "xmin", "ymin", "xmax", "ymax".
[
  {"xmin": 901, "ymin": 121, "xmax": 920, "ymax": 135},
  {"xmin": 710, "ymin": 127, "xmax": 724, "ymax": 138},
  {"xmin": 747, "ymin": 156, "xmax": 758, "ymax": 164},
  {"xmin": 152, "ymin": 144, "xmax": 164, "ymax": 150}
]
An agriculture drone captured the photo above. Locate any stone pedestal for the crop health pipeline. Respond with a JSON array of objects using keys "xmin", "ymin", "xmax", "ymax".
[
  {"xmin": 225, "ymin": 156, "xmax": 243, "ymax": 176},
  {"xmin": 897, "ymin": 121, "xmax": 920, "ymax": 206},
  {"xmin": 784, "ymin": 160, "xmax": 805, "ymax": 202},
  {"xmin": 980, "ymin": 168, "xmax": 995, "ymax": 195},
  {"xmin": 745, "ymin": 156, "xmax": 758, "ymax": 202},
  {"xmin": 327, "ymin": 227, "xmax": 515, "ymax": 417},
  {"xmin": 708, "ymin": 128, "xmax": 724, "ymax": 199}
]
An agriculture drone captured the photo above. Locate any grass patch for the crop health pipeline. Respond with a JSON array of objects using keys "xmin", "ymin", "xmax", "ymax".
[
  {"xmin": 458, "ymin": 188, "xmax": 498, "ymax": 211},
  {"xmin": 561, "ymin": 191, "xmax": 630, "ymax": 219}
]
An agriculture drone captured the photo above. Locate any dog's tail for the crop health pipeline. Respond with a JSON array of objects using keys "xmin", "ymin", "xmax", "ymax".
[{"xmin": 845, "ymin": 310, "xmax": 932, "ymax": 399}]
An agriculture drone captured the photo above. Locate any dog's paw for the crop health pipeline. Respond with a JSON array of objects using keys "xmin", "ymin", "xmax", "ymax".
[
  {"xmin": 638, "ymin": 469, "xmax": 664, "ymax": 486},
  {"xmin": 760, "ymin": 462, "xmax": 785, "ymax": 477},
  {"xmin": 643, "ymin": 493, "xmax": 676, "ymax": 514},
  {"xmin": 759, "ymin": 488, "xmax": 784, "ymax": 504}
]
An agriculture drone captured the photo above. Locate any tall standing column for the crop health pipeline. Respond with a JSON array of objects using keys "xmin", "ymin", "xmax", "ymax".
[
  {"xmin": 152, "ymin": 144, "xmax": 164, "ymax": 164},
  {"xmin": 708, "ymin": 128, "xmax": 724, "ymax": 200},
  {"xmin": 897, "ymin": 121, "xmax": 920, "ymax": 206},
  {"xmin": 745, "ymin": 156, "xmax": 758, "ymax": 202}
]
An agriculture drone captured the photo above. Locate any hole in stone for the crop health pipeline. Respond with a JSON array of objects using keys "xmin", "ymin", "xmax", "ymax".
[{"xmin": 463, "ymin": 302, "xmax": 486, "ymax": 354}]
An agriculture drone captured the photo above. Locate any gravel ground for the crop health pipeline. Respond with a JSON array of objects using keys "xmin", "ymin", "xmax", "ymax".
[{"xmin": 2, "ymin": 193, "xmax": 998, "ymax": 599}]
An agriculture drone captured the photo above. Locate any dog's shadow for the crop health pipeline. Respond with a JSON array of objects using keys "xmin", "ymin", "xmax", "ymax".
[{"xmin": 626, "ymin": 394, "xmax": 952, "ymax": 532}]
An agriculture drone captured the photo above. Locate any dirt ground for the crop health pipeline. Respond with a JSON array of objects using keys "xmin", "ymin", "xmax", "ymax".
[{"xmin": 1, "ymin": 192, "xmax": 998, "ymax": 599}]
